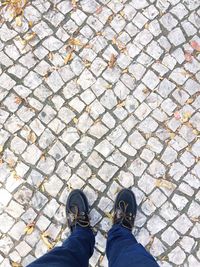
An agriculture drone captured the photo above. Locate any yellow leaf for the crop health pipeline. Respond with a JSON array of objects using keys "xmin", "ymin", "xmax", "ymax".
[
  {"xmin": 11, "ymin": 170, "xmax": 20, "ymax": 180},
  {"xmin": 193, "ymin": 129, "xmax": 199, "ymax": 135},
  {"xmin": 73, "ymin": 117, "xmax": 78, "ymax": 124},
  {"xmin": 24, "ymin": 222, "xmax": 35, "ymax": 235},
  {"xmin": 122, "ymin": 68, "xmax": 128, "ymax": 73},
  {"xmin": 40, "ymin": 184, "xmax": 45, "ymax": 192},
  {"xmin": 71, "ymin": 0, "xmax": 78, "ymax": 8},
  {"xmin": 24, "ymin": 32, "xmax": 36, "ymax": 42},
  {"xmin": 156, "ymin": 179, "xmax": 175, "ymax": 190},
  {"xmin": 105, "ymin": 212, "xmax": 113, "ymax": 220},
  {"xmin": 20, "ymin": 38, "xmax": 27, "ymax": 46},
  {"xmin": 169, "ymin": 132, "xmax": 175, "ymax": 139},
  {"xmin": 15, "ymin": 16, "xmax": 22, "ymax": 26},
  {"xmin": 181, "ymin": 112, "xmax": 192, "ymax": 123},
  {"xmin": 0, "ymin": 145, "xmax": 3, "ymax": 153},
  {"xmin": 41, "ymin": 232, "xmax": 55, "ymax": 249},
  {"xmin": 11, "ymin": 262, "xmax": 21, "ymax": 267},
  {"xmin": 145, "ymin": 23, "xmax": 149, "ymax": 29},
  {"xmin": 68, "ymin": 38, "xmax": 82, "ymax": 46},
  {"xmin": 120, "ymin": 11, "xmax": 125, "ymax": 17},
  {"xmin": 64, "ymin": 52, "xmax": 73, "ymax": 64},
  {"xmin": 28, "ymin": 21, "xmax": 33, "ymax": 27},
  {"xmin": 84, "ymin": 61, "xmax": 91, "ymax": 68}
]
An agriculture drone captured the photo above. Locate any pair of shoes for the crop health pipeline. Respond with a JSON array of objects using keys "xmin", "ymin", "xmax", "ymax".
[{"xmin": 66, "ymin": 189, "xmax": 137, "ymax": 232}]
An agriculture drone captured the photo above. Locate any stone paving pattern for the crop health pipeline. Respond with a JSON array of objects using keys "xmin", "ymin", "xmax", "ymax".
[{"xmin": 0, "ymin": 0, "xmax": 200, "ymax": 266}]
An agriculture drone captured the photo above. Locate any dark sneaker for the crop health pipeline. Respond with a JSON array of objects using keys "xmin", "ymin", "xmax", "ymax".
[
  {"xmin": 66, "ymin": 189, "xmax": 90, "ymax": 232},
  {"xmin": 113, "ymin": 189, "xmax": 137, "ymax": 230}
]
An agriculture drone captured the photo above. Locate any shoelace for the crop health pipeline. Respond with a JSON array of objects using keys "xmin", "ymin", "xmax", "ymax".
[
  {"xmin": 114, "ymin": 200, "xmax": 134, "ymax": 230},
  {"xmin": 69, "ymin": 205, "xmax": 90, "ymax": 228}
]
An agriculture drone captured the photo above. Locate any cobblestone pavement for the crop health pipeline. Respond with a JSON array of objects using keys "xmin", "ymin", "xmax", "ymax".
[{"xmin": 0, "ymin": 0, "xmax": 200, "ymax": 266}]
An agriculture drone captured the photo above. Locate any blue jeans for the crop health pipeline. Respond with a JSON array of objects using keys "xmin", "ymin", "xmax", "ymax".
[{"xmin": 27, "ymin": 225, "xmax": 159, "ymax": 267}]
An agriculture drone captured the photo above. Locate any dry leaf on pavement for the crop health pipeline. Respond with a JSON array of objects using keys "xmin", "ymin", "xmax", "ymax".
[
  {"xmin": 41, "ymin": 232, "xmax": 55, "ymax": 249},
  {"xmin": 68, "ymin": 38, "xmax": 83, "ymax": 47},
  {"xmin": 64, "ymin": 51, "xmax": 73, "ymax": 64},
  {"xmin": 24, "ymin": 222, "xmax": 35, "ymax": 235},
  {"xmin": 108, "ymin": 54, "xmax": 117, "ymax": 68},
  {"xmin": 156, "ymin": 179, "xmax": 175, "ymax": 190},
  {"xmin": 11, "ymin": 262, "xmax": 22, "ymax": 267}
]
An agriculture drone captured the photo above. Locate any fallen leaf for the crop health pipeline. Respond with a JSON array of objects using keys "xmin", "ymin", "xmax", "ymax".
[
  {"xmin": 11, "ymin": 262, "xmax": 21, "ymax": 267},
  {"xmin": 193, "ymin": 129, "xmax": 200, "ymax": 135},
  {"xmin": 142, "ymin": 87, "xmax": 149, "ymax": 94},
  {"xmin": 11, "ymin": 170, "xmax": 20, "ymax": 180},
  {"xmin": 159, "ymin": 255, "xmax": 169, "ymax": 261},
  {"xmin": 117, "ymin": 101, "xmax": 125, "ymax": 107},
  {"xmin": 105, "ymin": 212, "xmax": 113, "ymax": 220},
  {"xmin": 107, "ymin": 14, "xmax": 113, "ymax": 23},
  {"xmin": 122, "ymin": 68, "xmax": 128, "ymax": 73},
  {"xmin": 190, "ymin": 216, "xmax": 200, "ymax": 222},
  {"xmin": 144, "ymin": 23, "xmax": 149, "ymax": 29},
  {"xmin": 41, "ymin": 232, "xmax": 55, "ymax": 249},
  {"xmin": 15, "ymin": 15, "xmax": 22, "ymax": 26},
  {"xmin": 71, "ymin": 0, "xmax": 78, "ymax": 8},
  {"xmin": 184, "ymin": 51, "xmax": 193, "ymax": 62},
  {"xmin": 186, "ymin": 98, "xmax": 194, "ymax": 104},
  {"xmin": 181, "ymin": 112, "xmax": 192, "ymax": 123},
  {"xmin": 14, "ymin": 96, "xmax": 22, "ymax": 104},
  {"xmin": 0, "ymin": 145, "xmax": 3, "ymax": 153},
  {"xmin": 96, "ymin": 6, "xmax": 103, "ymax": 14},
  {"xmin": 73, "ymin": 117, "xmax": 78, "ymax": 124},
  {"xmin": 27, "ymin": 131, "xmax": 37, "ymax": 143},
  {"xmin": 68, "ymin": 38, "xmax": 82, "ymax": 46},
  {"xmin": 3, "ymin": 0, "xmax": 27, "ymax": 18},
  {"xmin": 99, "ymin": 255, "xmax": 104, "ymax": 263},
  {"xmin": 190, "ymin": 40, "xmax": 200, "ymax": 52},
  {"xmin": 169, "ymin": 132, "xmax": 175, "ymax": 139},
  {"xmin": 28, "ymin": 21, "xmax": 33, "ymax": 27},
  {"xmin": 112, "ymin": 37, "xmax": 117, "ymax": 45},
  {"xmin": 156, "ymin": 179, "xmax": 175, "ymax": 190},
  {"xmin": 24, "ymin": 222, "xmax": 35, "ymax": 235},
  {"xmin": 48, "ymin": 52, "xmax": 54, "ymax": 60},
  {"xmin": 64, "ymin": 52, "xmax": 73, "ymax": 64},
  {"xmin": 105, "ymin": 84, "xmax": 112, "ymax": 90},
  {"xmin": 24, "ymin": 32, "xmax": 36, "ymax": 42},
  {"xmin": 40, "ymin": 184, "xmax": 45, "ymax": 192},
  {"xmin": 120, "ymin": 11, "xmax": 125, "ymax": 17},
  {"xmin": 8, "ymin": 158, "xmax": 15, "ymax": 168},
  {"xmin": 146, "ymin": 236, "xmax": 155, "ymax": 250},
  {"xmin": 108, "ymin": 54, "xmax": 117, "ymax": 68}
]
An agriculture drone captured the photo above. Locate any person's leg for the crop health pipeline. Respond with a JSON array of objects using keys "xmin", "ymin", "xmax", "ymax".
[
  {"xmin": 27, "ymin": 189, "xmax": 95, "ymax": 267},
  {"xmin": 106, "ymin": 224, "xmax": 159, "ymax": 267},
  {"xmin": 106, "ymin": 189, "xmax": 160, "ymax": 267},
  {"xmin": 28, "ymin": 226, "xmax": 95, "ymax": 267}
]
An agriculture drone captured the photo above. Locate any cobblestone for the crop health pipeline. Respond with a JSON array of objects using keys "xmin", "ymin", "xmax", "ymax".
[{"xmin": 0, "ymin": 0, "xmax": 200, "ymax": 266}]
